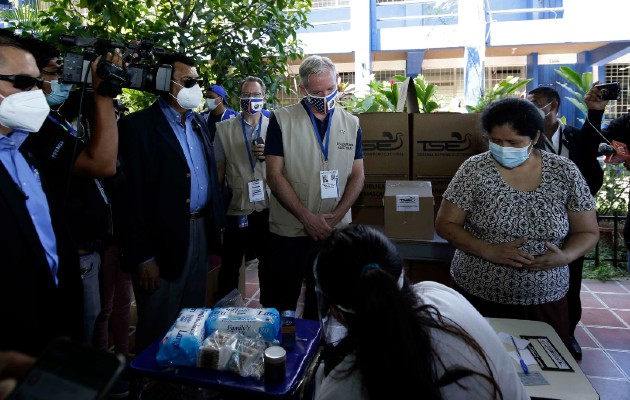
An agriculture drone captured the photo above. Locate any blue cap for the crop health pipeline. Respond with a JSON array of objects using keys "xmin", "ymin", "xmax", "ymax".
[{"xmin": 209, "ymin": 84, "xmax": 227, "ymax": 100}]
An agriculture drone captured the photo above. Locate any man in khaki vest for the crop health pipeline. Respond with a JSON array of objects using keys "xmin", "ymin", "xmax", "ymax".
[
  {"xmin": 215, "ymin": 76, "xmax": 272, "ymax": 305},
  {"xmin": 265, "ymin": 55, "xmax": 365, "ymax": 319}
]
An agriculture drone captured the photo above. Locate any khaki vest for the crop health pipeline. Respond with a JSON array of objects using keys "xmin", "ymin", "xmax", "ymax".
[
  {"xmin": 216, "ymin": 114, "xmax": 270, "ymax": 215},
  {"xmin": 270, "ymin": 103, "xmax": 359, "ymax": 236}
]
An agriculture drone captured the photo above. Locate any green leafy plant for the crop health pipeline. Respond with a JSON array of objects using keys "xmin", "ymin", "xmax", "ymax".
[
  {"xmin": 596, "ymin": 163, "xmax": 630, "ymax": 216},
  {"xmin": 554, "ymin": 66, "xmax": 592, "ymax": 123},
  {"xmin": 341, "ymin": 74, "xmax": 440, "ymax": 114},
  {"xmin": 7, "ymin": 0, "xmax": 311, "ymax": 113},
  {"xmin": 584, "ymin": 242, "xmax": 628, "ymax": 280},
  {"xmin": 465, "ymin": 76, "xmax": 532, "ymax": 113}
]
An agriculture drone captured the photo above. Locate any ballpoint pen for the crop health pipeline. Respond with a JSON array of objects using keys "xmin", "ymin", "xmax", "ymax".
[{"xmin": 511, "ymin": 335, "xmax": 529, "ymax": 375}]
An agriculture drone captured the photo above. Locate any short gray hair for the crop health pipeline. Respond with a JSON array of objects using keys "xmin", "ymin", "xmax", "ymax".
[
  {"xmin": 240, "ymin": 76, "xmax": 266, "ymax": 96},
  {"xmin": 299, "ymin": 55, "xmax": 337, "ymax": 89}
]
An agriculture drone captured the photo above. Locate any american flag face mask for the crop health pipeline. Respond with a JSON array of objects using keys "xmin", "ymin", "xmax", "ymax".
[{"xmin": 306, "ymin": 89, "xmax": 338, "ymax": 114}]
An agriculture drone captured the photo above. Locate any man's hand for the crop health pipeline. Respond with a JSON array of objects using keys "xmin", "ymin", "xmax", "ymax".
[
  {"xmin": 300, "ymin": 211, "xmax": 333, "ymax": 241},
  {"xmin": 584, "ymin": 81, "xmax": 609, "ymax": 111},
  {"xmin": 137, "ymin": 259, "xmax": 160, "ymax": 293},
  {"xmin": 252, "ymin": 142, "xmax": 265, "ymax": 161},
  {"xmin": 483, "ymin": 237, "xmax": 534, "ymax": 268},
  {"xmin": 92, "ymin": 50, "xmax": 125, "ymax": 98}
]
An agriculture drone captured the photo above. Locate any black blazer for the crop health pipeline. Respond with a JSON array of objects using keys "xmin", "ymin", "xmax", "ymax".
[
  {"xmin": 538, "ymin": 123, "xmax": 604, "ymax": 196},
  {"xmin": 117, "ymin": 101, "xmax": 226, "ymax": 280},
  {"xmin": 0, "ymin": 151, "xmax": 83, "ymax": 356}
]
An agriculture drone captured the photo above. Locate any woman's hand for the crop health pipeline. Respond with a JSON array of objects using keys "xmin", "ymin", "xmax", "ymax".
[
  {"xmin": 483, "ymin": 237, "xmax": 534, "ymax": 268},
  {"xmin": 527, "ymin": 242, "xmax": 570, "ymax": 271}
]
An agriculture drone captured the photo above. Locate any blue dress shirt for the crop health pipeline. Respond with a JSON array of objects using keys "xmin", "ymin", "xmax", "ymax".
[
  {"xmin": 159, "ymin": 98, "xmax": 210, "ymax": 212},
  {"xmin": 0, "ymin": 129, "xmax": 59, "ymax": 285}
]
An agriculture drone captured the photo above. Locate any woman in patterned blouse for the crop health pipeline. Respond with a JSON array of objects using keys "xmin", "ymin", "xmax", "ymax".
[{"xmin": 435, "ymin": 97, "xmax": 599, "ymax": 346}]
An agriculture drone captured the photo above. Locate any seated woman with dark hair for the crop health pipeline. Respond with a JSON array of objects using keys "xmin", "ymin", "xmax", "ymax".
[
  {"xmin": 313, "ymin": 224, "xmax": 529, "ymax": 400},
  {"xmin": 435, "ymin": 97, "xmax": 599, "ymax": 347}
]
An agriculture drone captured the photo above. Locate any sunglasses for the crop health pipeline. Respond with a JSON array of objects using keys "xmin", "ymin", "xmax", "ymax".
[
  {"xmin": 0, "ymin": 74, "xmax": 44, "ymax": 90},
  {"xmin": 173, "ymin": 78, "xmax": 202, "ymax": 89}
]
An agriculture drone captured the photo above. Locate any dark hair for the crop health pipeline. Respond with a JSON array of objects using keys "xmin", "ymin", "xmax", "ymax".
[
  {"xmin": 315, "ymin": 225, "xmax": 503, "ymax": 400},
  {"xmin": 0, "ymin": 29, "xmax": 33, "ymax": 67},
  {"xmin": 481, "ymin": 97, "xmax": 543, "ymax": 140},
  {"xmin": 23, "ymin": 37, "xmax": 60, "ymax": 70},
  {"xmin": 528, "ymin": 86, "xmax": 561, "ymax": 108},
  {"xmin": 158, "ymin": 53, "xmax": 195, "ymax": 69}
]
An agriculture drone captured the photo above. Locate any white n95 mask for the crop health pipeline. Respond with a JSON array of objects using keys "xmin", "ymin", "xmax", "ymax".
[{"xmin": 0, "ymin": 90, "xmax": 50, "ymax": 132}]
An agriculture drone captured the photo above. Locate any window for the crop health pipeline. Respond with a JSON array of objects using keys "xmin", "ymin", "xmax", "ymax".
[{"xmin": 604, "ymin": 64, "xmax": 630, "ymax": 120}]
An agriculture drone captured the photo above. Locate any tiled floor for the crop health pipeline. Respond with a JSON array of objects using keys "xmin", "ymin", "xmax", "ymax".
[{"xmin": 127, "ymin": 262, "xmax": 630, "ymax": 400}]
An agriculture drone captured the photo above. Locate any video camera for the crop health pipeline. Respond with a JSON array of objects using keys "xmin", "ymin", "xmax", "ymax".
[{"xmin": 58, "ymin": 35, "xmax": 172, "ymax": 94}]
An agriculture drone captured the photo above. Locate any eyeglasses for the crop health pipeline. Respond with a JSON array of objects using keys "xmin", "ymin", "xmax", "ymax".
[
  {"xmin": 240, "ymin": 92, "xmax": 263, "ymax": 98},
  {"xmin": 0, "ymin": 74, "xmax": 44, "ymax": 90},
  {"xmin": 172, "ymin": 78, "xmax": 202, "ymax": 89},
  {"xmin": 41, "ymin": 67, "xmax": 63, "ymax": 76}
]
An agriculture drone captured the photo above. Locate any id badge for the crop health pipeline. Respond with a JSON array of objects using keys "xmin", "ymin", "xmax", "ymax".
[
  {"xmin": 238, "ymin": 215, "xmax": 248, "ymax": 228},
  {"xmin": 248, "ymin": 179, "xmax": 265, "ymax": 203},
  {"xmin": 320, "ymin": 170, "xmax": 339, "ymax": 199}
]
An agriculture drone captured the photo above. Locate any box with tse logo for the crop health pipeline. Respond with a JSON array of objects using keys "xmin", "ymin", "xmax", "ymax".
[{"xmin": 384, "ymin": 180, "xmax": 434, "ymax": 240}]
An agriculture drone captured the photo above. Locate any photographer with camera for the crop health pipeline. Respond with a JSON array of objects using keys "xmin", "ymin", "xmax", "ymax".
[
  {"xmin": 527, "ymin": 86, "xmax": 604, "ymax": 360},
  {"xmin": 22, "ymin": 37, "xmax": 123, "ymax": 349},
  {"xmin": 584, "ymin": 82, "xmax": 630, "ymax": 275},
  {"xmin": 117, "ymin": 53, "xmax": 226, "ymax": 354},
  {"xmin": 0, "ymin": 30, "xmax": 85, "ymax": 356},
  {"xmin": 214, "ymin": 76, "xmax": 272, "ymax": 305}
]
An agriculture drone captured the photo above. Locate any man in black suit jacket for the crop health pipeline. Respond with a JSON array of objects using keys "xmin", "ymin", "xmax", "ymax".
[
  {"xmin": 529, "ymin": 86, "xmax": 604, "ymax": 359},
  {"xmin": 118, "ymin": 53, "xmax": 226, "ymax": 353},
  {"xmin": 0, "ymin": 32, "xmax": 83, "ymax": 356}
]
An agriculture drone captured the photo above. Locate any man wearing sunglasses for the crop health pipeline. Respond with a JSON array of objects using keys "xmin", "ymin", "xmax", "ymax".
[
  {"xmin": 117, "ymin": 53, "xmax": 226, "ymax": 354},
  {"xmin": 20, "ymin": 37, "xmax": 123, "ymax": 351},
  {"xmin": 0, "ymin": 31, "xmax": 85, "ymax": 357},
  {"xmin": 528, "ymin": 86, "xmax": 603, "ymax": 360}
]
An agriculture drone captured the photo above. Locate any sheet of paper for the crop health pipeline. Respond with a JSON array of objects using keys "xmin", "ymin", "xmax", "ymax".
[
  {"xmin": 509, "ymin": 350, "xmax": 537, "ymax": 366},
  {"xmin": 518, "ymin": 371, "xmax": 550, "ymax": 386}
]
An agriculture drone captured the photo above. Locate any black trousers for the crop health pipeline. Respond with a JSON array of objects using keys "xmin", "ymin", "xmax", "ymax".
[
  {"xmin": 568, "ymin": 256, "xmax": 585, "ymax": 336},
  {"xmin": 217, "ymin": 209, "xmax": 271, "ymax": 305},
  {"xmin": 266, "ymin": 233, "xmax": 320, "ymax": 320}
]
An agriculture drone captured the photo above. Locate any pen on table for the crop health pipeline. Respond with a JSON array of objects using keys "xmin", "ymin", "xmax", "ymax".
[{"xmin": 511, "ymin": 335, "xmax": 529, "ymax": 375}]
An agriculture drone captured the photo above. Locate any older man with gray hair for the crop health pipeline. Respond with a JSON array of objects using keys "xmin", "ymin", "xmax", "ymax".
[{"xmin": 264, "ymin": 55, "xmax": 365, "ymax": 319}]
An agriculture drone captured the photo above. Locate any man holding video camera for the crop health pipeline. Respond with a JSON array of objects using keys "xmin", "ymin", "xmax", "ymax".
[
  {"xmin": 584, "ymin": 82, "xmax": 630, "ymax": 274},
  {"xmin": 528, "ymin": 86, "xmax": 604, "ymax": 359},
  {"xmin": 214, "ymin": 76, "xmax": 272, "ymax": 305},
  {"xmin": 117, "ymin": 53, "xmax": 226, "ymax": 353},
  {"xmin": 22, "ymin": 37, "xmax": 122, "ymax": 348}
]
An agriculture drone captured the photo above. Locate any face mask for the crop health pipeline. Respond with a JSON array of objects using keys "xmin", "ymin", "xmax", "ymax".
[
  {"xmin": 206, "ymin": 97, "xmax": 219, "ymax": 111},
  {"xmin": 45, "ymin": 79, "xmax": 73, "ymax": 106},
  {"xmin": 489, "ymin": 141, "xmax": 533, "ymax": 168},
  {"xmin": 240, "ymin": 97, "xmax": 263, "ymax": 114},
  {"xmin": 171, "ymin": 82, "xmax": 203, "ymax": 110},
  {"xmin": 0, "ymin": 90, "xmax": 50, "ymax": 132},
  {"xmin": 306, "ymin": 89, "xmax": 338, "ymax": 114}
]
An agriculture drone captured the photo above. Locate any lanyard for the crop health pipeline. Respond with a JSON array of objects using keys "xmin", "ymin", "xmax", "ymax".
[
  {"xmin": 306, "ymin": 107, "xmax": 334, "ymax": 162},
  {"xmin": 241, "ymin": 115, "xmax": 263, "ymax": 174},
  {"xmin": 47, "ymin": 114, "xmax": 78, "ymax": 137}
]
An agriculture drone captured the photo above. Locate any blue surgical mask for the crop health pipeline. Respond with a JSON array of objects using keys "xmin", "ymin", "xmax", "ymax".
[
  {"xmin": 45, "ymin": 79, "xmax": 73, "ymax": 106},
  {"xmin": 489, "ymin": 141, "xmax": 533, "ymax": 168},
  {"xmin": 240, "ymin": 97, "xmax": 263, "ymax": 114},
  {"xmin": 306, "ymin": 89, "xmax": 338, "ymax": 114}
]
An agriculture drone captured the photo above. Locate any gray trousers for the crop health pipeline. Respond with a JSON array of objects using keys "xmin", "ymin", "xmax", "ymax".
[
  {"xmin": 132, "ymin": 218, "xmax": 209, "ymax": 354},
  {"xmin": 80, "ymin": 251, "xmax": 102, "ymax": 345}
]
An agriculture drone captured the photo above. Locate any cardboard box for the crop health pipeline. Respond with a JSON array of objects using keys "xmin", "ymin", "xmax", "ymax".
[
  {"xmin": 356, "ymin": 77, "xmax": 419, "ymax": 176},
  {"xmin": 359, "ymin": 113, "xmax": 411, "ymax": 176},
  {"xmin": 415, "ymin": 176, "xmax": 453, "ymax": 219},
  {"xmin": 412, "ymin": 113, "xmax": 487, "ymax": 178},
  {"xmin": 352, "ymin": 205, "xmax": 384, "ymax": 226},
  {"xmin": 384, "ymin": 180, "xmax": 434, "ymax": 240},
  {"xmin": 356, "ymin": 174, "xmax": 410, "ymax": 207}
]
